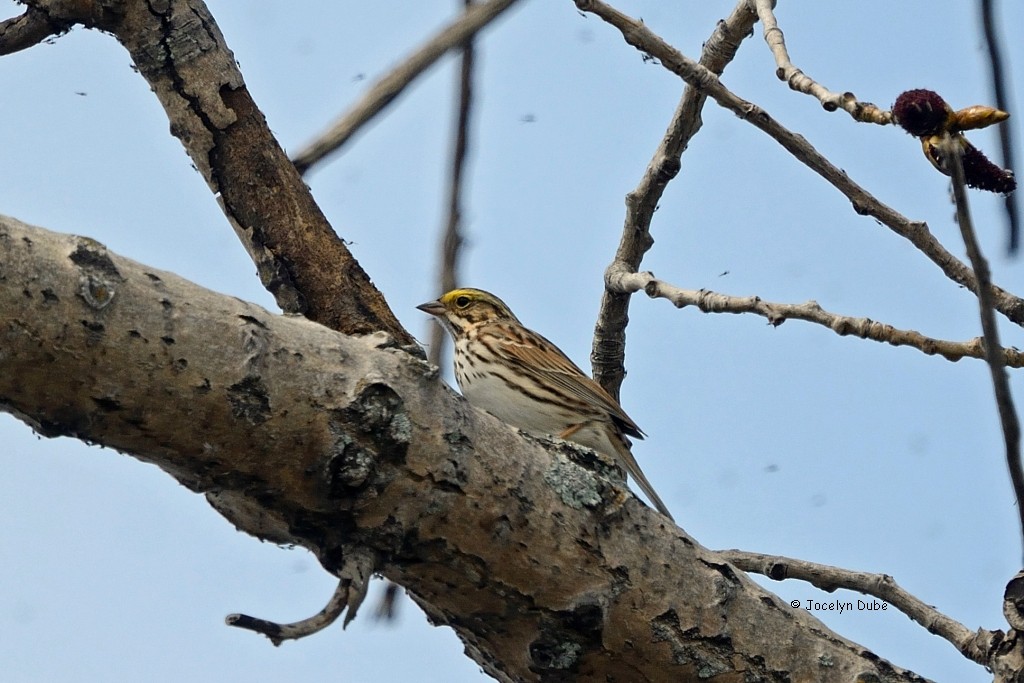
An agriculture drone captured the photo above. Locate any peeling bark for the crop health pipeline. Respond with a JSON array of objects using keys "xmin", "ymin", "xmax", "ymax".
[{"xmin": 0, "ymin": 214, "xmax": 933, "ymax": 681}]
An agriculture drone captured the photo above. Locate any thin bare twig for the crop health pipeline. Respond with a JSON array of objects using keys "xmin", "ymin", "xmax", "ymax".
[
  {"xmin": 0, "ymin": 6, "xmax": 70, "ymax": 55},
  {"xmin": 226, "ymin": 580, "xmax": 351, "ymax": 646},
  {"xmin": 428, "ymin": 0, "xmax": 475, "ymax": 368},
  {"xmin": 573, "ymin": 0, "xmax": 1024, "ymax": 328},
  {"xmin": 751, "ymin": 0, "xmax": 890, "ymax": 124},
  {"xmin": 402, "ymin": 0, "xmax": 477, "ymax": 626},
  {"xmin": 939, "ymin": 134, "xmax": 1024, "ymax": 560},
  {"xmin": 719, "ymin": 549, "xmax": 1002, "ymax": 666},
  {"xmin": 979, "ymin": 0, "xmax": 1021, "ymax": 253},
  {"xmin": 227, "ymin": 548, "xmax": 376, "ymax": 645},
  {"xmin": 591, "ymin": 0, "xmax": 759, "ymax": 398},
  {"xmin": 606, "ymin": 269, "xmax": 1024, "ymax": 367},
  {"xmin": 292, "ymin": 0, "xmax": 519, "ymax": 175}
]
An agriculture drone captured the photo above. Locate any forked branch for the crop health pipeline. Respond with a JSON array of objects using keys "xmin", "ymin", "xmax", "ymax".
[{"xmin": 591, "ymin": 0, "xmax": 759, "ymax": 397}]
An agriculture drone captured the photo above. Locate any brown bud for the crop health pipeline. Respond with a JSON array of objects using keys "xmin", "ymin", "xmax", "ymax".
[{"xmin": 953, "ymin": 105, "xmax": 1010, "ymax": 131}]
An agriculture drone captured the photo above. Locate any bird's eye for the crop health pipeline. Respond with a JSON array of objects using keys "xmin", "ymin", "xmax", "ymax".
[{"xmin": 455, "ymin": 296, "xmax": 470, "ymax": 308}]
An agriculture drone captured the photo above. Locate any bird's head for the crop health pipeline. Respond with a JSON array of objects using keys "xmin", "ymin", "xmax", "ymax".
[{"xmin": 417, "ymin": 288, "xmax": 519, "ymax": 335}]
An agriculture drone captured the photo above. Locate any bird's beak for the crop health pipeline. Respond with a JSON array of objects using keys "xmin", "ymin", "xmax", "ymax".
[{"xmin": 416, "ymin": 300, "xmax": 445, "ymax": 317}]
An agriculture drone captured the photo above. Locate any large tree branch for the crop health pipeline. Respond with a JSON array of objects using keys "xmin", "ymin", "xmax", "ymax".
[
  {"xmin": 0, "ymin": 214, "xmax": 952, "ymax": 681},
  {"xmin": 16, "ymin": 0, "xmax": 413, "ymax": 343}
]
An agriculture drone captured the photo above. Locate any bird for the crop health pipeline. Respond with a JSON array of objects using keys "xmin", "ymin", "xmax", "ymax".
[{"xmin": 417, "ymin": 287, "xmax": 673, "ymax": 520}]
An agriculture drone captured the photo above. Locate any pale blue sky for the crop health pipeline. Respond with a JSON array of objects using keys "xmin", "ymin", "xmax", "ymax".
[{"xmin": 2, "ymin": 1, "xmax": 1023, "ymax": 681}]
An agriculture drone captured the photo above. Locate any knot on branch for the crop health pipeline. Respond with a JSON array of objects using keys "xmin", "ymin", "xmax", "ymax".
[
  {"xmin": 342, "ymin": 382, "xmax": 412, "ymax": 460},
  {"xmin": 529, "ymin": 601, "xmax": 605, "ymax": 674},
  {"xmin": 227, "ymin": 375, "xmax": 272, "ymax": 424},
  {"xmin": 323, "ymin": 382, "xmax": 412, "ymax": 496},
  {"xmin": 651, "ymin": 609, "xmax": 732, "ymax": 673},
  {"xmin": 1004, "ymin": 570, "xmax": 1024, "ymax": 631},
  {"xmin": 70, "ymin": 237, "xmax": 124, "ymax": 310},
  {"xmin": 326, "ymin": 432, "xmax": 376, "ymax": 492},
  {"xmin": 655, "ymin": 156, "xmax": 681, "ymax": 184}
]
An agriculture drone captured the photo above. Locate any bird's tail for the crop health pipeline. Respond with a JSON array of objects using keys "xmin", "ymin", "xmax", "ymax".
[{"xmin": 614, "ymin": 441, "xmax": 674, "ymax": 522}]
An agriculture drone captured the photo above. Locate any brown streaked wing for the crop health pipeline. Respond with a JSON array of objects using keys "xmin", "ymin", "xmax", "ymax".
[{"xmin": 484, "ymin": 322, "xmax": 645, "ymax": 439}]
